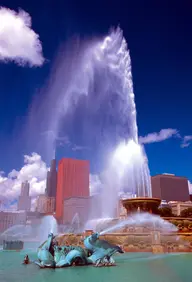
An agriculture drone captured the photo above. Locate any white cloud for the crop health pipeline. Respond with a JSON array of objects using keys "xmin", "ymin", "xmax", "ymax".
[
  {"xmin": 181, "ymin": 135, "xmax": 192, "ymax": 148},
  {"xmin": 8, "ymin": 169, "xmax": 19, "ymax": 179},
  {"xmin": 0, "ymin": 153, "xmax": 47, "ymax": 210},
  {"xmin": 0, "ymin": 152, "xmax": 102, "ymax": 210},
  {"xmin": 0, "ymin": 7, "xmax": 44, "ymax": 66},
  {"xmin": 139, "ymin": 128, "xmax": 192, "ymax": 149},
  {"xmin": 139, "ymin": 128, "xmax": 179, "ymax": 144}
]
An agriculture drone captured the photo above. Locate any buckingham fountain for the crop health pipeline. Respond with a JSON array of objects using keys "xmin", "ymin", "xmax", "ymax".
[
  {"xmin": 2, "ymin": 28, "xmax": 190, "ymax": 269},
  {"xmin": 39, "ymin": 29, "xmax": 191, "ymax": 264},
  {"xmin": 35, "ymin": 28, "xmax": 192, "ymax": 268}
]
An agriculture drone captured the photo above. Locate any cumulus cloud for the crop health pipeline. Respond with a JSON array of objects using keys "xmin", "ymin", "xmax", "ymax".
[
  {"xmin": 0, "ymin": 151, "xmax": 102, "ymax": 210},
  {"xmin": 139, "ymin": 128, "xmax": 179, "ymax": 144},
  {"xmin": 0, "ymin": 7, "xmax": 44, "ymax": 66},
  {"xmin": 0, "ymin": 153, "xmax": 47, "ymax": 210},
  {"xmin": 181, "ymin": 135, "xmax": 192, "ymax": 148},
  {"xmin": 139, "ymin": 128, "xmax": 192, "ymax": 149}
]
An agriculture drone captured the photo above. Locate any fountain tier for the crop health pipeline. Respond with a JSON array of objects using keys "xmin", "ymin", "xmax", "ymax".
[{"xmin": 122, "ymin": 197, "xmax": 161, "ymax": 215}]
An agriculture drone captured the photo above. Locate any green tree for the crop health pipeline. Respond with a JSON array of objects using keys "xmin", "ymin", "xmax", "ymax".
[
  {"xmin": 180, "ymin": 208, "xmax": 192, "ymax": 218},
  {"xmin": 158, "ymin": 207, "xmax": 173, "ymax": 217}
]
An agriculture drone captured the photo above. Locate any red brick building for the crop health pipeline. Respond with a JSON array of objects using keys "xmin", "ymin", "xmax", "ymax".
[{"xmin": 55, "ymin": 158, "xmax": 90, "ymax": 221}]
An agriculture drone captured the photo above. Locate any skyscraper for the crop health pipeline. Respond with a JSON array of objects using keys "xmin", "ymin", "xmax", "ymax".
[
  {"xmin": 56, "ymin": 158, "xmax": 90, "ymax": 220},
  {"xmin": 46, "ymin": 159, "xmax": 57, "ymax": 198},
  {"xmin": 45, "ymin": 170, "xmax": 50, "ymax": 195},
  {"xmin": 20, "ymin": 181, "xmax": 30, "ymax": 197},
  {"xmin": 17, "ymin": 181, "xmax": 31, "ymax": 211}
]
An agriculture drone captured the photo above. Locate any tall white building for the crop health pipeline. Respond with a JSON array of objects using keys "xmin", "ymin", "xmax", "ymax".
[{"xmin": 17, "ymin": 181, "xmax": 31, "ymax": 211}]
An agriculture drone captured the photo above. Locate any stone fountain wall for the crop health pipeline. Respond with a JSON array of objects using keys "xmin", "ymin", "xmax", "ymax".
[
  {"xmin": 55, "ymin": 217, "xmax": 192, "ymax": 253},
  {"xmin": 56, "ymin": 232, "xmax": 192, "ymax": 253},
  {"xmin": 164, "ymin": 218, "xmax": 192, "ymax": 232}
]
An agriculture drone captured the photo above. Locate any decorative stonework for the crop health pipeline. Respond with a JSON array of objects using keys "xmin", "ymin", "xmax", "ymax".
[
  {"xmin": 122, "ymin": 197, "xmax": 161, "ymax": 215},
  {"xmin": 152, "ymin": 245, "xmax": 164, "ymax": 253},
  {"xmin": 56, "ymin": 232, "xmax": 192, "ymax": 253}
]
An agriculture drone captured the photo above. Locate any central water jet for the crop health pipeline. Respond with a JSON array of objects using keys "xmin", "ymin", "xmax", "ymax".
[{"xmin": 36, "ymin": 27, "xmax": 153, "ymax": 218}]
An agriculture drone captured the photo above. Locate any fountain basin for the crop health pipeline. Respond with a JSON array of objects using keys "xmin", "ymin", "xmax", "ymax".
[
  {"xmin": 122, "ymin": 197, "xmax": 161, "ymax": 215},
  {"xmin": 55, "ymin": 232, "xmax": 192, "ymax": 253}
]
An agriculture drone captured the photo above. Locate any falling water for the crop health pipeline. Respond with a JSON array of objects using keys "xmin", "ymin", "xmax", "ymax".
[
  {"xmin": 0, "ymin": 215, "xmax": 58, "ymax": 243},
  {"xmin": 38, "ymin": 215, "xmax": 58, "ymax": 242},
  {"xmin": 85, "ymin": 217, "xmax": 114, "ymax": 232},
  {"xmin": 99, "ymin": 213, "xmax": 178, "ymax": 235},
  {"xmin": 30, "ymin": 27, "xmax": 152, "ymax": 218},
  {"xmin": 1, "ymin": 225, "xmax": 33, "ymax": 238},
  {"xmin": 66, "ymin": 213, "xmax": 81, "ymax": 233},
  {"xmin": 77, "ymin": 28, "xmax": 152, "ymax": 218},
  {"xmin": 71, "ymin": 213, "xmax": 80, "ymax": 230},
  {"xmin": 111, "ymin": 140, "xmax": 152, "ymax": 198},
  {"xmin": 85, "ymin": 213, "xmax": 177, "ymax": 235}
]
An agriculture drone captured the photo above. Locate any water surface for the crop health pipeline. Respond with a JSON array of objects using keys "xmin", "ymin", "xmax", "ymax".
[{"xmin": 0, "ymin": 245, "xmax": 191, "ymax": 282}]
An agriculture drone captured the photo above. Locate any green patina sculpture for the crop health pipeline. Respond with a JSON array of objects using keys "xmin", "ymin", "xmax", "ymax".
[
  {"xmin": 35, "ymin": 232, "xmax": 124, "ymax": 268},
  {"xmin": 84, "ymin": 232, "xmax": 124, "ymax": 266}
]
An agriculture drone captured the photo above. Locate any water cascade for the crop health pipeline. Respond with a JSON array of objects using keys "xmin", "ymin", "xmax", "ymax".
[{"xmin": 31, "ymin": 28, "xmax": 152, "ymax": 218}]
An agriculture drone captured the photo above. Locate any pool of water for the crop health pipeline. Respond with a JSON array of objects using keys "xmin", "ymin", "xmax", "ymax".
[{"xmin": 0, "ymin": 245, "xmax": 192, "ymax": 282}]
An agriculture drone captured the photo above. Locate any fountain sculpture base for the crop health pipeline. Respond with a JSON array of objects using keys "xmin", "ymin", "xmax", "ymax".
[
  {"xmin": 36, "ymin": 232, "xmax": 124, "ymax": 268},
  {"xmin": 122, "ymin": 197, "xmax": 161, "ymax": 215}
]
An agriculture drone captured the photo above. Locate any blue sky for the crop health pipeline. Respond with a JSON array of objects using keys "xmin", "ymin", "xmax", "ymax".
[{"xmin": 0, "ymin": 0, "xmax": 192, "ymax": 183}]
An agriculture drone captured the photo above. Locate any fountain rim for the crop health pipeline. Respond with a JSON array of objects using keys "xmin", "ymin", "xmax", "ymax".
[{"xmin": 121, "ymin": 197, "xmax": 161, "ymax": 204}]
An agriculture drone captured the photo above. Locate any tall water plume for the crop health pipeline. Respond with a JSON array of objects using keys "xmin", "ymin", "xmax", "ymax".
[{"xmin": 28, "ymin": 28, "xmax": 151, "ymax": 218}]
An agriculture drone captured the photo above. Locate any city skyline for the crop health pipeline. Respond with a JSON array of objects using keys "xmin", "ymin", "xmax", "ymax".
[
  {"xmin": 0, "ymin": 2, "xmax": 192, "ymax": 208},
  {"xmin": 1, "ymin": 154, "xmax": 191, "ymax": 212},
  {"xmin": 1, "ymin": 2, "xmax": 192, "ymax": 279},
  {"xmin": 1, "ymin": 154, "xmax": 192, "ymax": 236}
]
